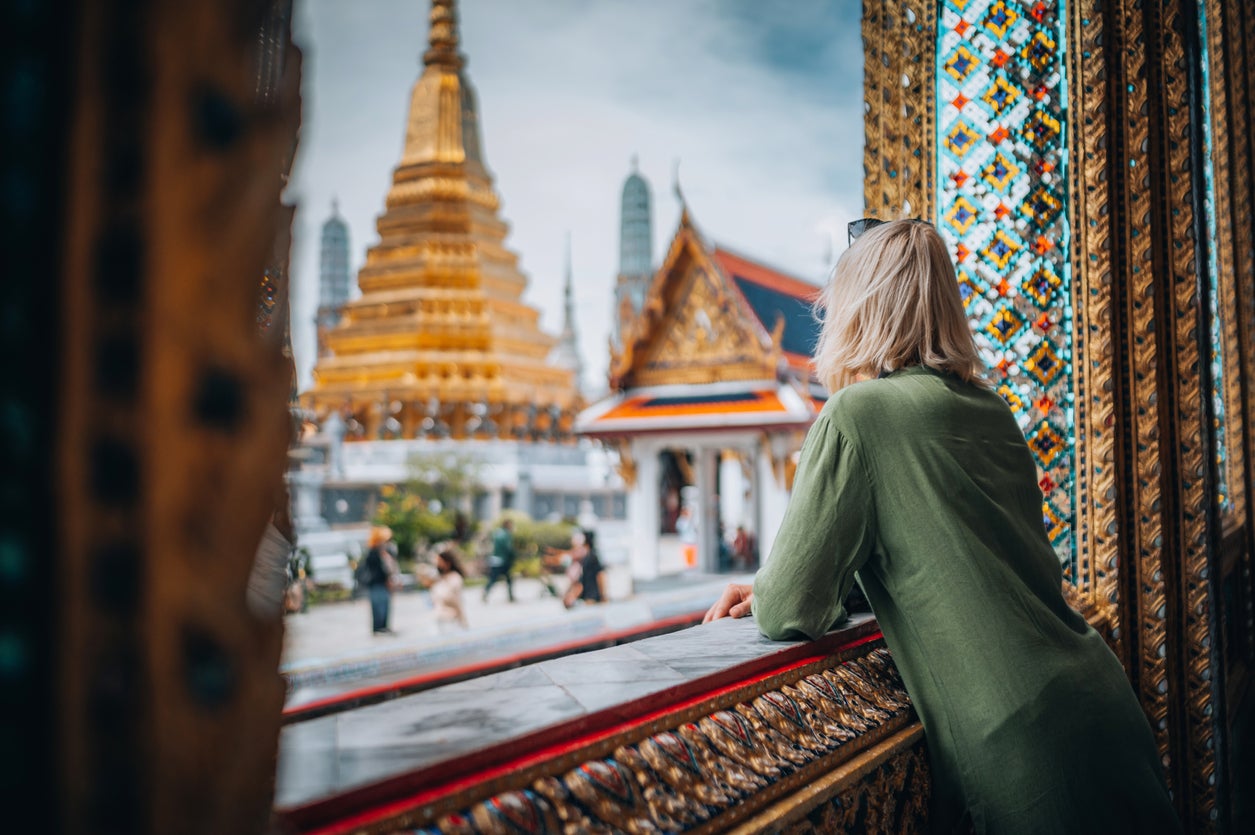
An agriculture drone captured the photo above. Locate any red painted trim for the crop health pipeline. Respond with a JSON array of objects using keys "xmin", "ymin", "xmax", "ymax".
[
  {"xmin": 712, "ymin": 248, "xmax": 822, "ymax": 301},
  {"xmin": 597, "ymin": 390, "xmax": 788, "ymax": 421},
  {"xmin": 283, "ymin": 611, "xmax": 706, "ymax": 723},
  {"xmin": 783, "ymin": 351, "xmax": 816, "ymax": 372},
  {"xmin": 278, "ymin": 621, "xmax": 883, "ymax": 834},
  {"xmin": 579, "ymin": 418, "xmax": 815, "ymax": 440}
]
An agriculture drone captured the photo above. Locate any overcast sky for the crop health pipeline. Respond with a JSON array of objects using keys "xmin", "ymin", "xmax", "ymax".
[{"xmin": 288, "ymin": 0, "xmax": 865, "ymax": 391}]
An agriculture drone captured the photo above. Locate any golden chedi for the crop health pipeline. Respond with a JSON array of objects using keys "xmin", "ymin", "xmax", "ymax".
[{"xmin": 304, "ymin": 0, "xmax": 579, "ymax": 442}]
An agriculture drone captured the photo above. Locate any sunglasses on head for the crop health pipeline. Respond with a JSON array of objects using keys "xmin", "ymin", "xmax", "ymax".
[{"xmin": 847, "ymin": 217, "xmax": 933, "ymax": 245}]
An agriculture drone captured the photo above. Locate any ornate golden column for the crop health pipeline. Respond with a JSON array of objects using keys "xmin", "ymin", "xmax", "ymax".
[
  {"xmin": 56, "ymin": 1, "xmax": 301, "ymax": 831},
  {"xmin": 863, "ymin": 0, "xmax": 1255, "ymax": 827}
]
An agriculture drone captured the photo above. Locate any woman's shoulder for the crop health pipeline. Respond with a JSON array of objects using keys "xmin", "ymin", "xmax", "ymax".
[{"xmin": 819, "ymin": 379, "xmax": 900, "ymax": 434}]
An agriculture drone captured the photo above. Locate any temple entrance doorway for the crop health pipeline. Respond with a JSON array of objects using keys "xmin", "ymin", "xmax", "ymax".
[
  {"xmin": 654, "ymin": 446, "xmax": 761, "ymax": 575},
  {"xmin": 587, "ymin": 430, "xmax": 790, "ymax": 582}
]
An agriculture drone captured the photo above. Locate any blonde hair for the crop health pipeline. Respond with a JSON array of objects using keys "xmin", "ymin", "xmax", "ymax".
[{"xmin": 813, "ymin": 220, "xmax": 988, "ymax": 392}]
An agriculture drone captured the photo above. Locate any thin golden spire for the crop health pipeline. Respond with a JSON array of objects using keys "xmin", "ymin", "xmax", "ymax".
[{"xmin": 423, "ymin": 0, "xmax": 463, "ymax": 69}]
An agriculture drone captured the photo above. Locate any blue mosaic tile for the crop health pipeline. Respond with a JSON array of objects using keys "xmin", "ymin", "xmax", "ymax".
[
  {"xmin": 936, "ymin": 0, "xmax": 1076, "ymax": 564},
  {"xmin": 1198, "ymin": 5, "xmax": 1231, "ymax": 514}
]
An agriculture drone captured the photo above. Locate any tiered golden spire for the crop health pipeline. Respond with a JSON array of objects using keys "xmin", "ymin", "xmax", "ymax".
[{"xmin": 304, "ymin": 0, "xmax": 580, "ymax": 442}]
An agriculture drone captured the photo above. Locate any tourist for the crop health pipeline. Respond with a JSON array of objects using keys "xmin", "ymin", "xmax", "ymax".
[
  {"xmin": 284, "ymin": 547, "xmax": 313, "ymax": 614},
  {"xmin": 538, "ymin": 542, "xmax": 567, "ymax": 599},
  {"xmin": 482, "ymin": 517, "xmax": 516, "ymax": 603},
  {"xmin": 732, "ymin": 525, "xmax": 757, "ymax": 570},
  {"xmin": 558, "ymin": 529, "xmax": 587, "ymax": 608},
  {"xmin": 362, "ymin": 526, "xmax": 397, "ymax": 635},
  {"xmin": 563, "ymin": 529, "xmax": 606, "ymax": 609},
  {"xmin": 421, "ymin": 546, "xmax": 467, "ymax": 634},
  {"xmin": 675, "ymin": 505, "xmax": 698, "ymax": 569},
  {"xmin": 704, "ymin": 219, "xmax": 1181, "ymax": 833}
]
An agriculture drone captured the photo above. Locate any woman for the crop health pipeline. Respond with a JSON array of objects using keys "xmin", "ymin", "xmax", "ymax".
[
  {"xmin": 362, "ymin": 526, "xmax": 397, "ymax": 635},
  {"xmin": 561, "ymin": 529, "xmax": 607, "ymax": 609},
  {"xmin": 422, "ymin": 547, "xmax": 468, "ymax": 634},
  {"xmin": 704, "ymin": 220, "xmax": 1180, "ymax": 834}
]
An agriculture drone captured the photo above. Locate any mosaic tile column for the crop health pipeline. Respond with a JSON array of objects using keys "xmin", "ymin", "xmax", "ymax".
[
  {"xmin": 934, "ymin": 0, "xmax": 1075, "ymax": 569},
  {"xmin": 865, "ymin": 0, "xmax": 1255, "ymax": 827}
]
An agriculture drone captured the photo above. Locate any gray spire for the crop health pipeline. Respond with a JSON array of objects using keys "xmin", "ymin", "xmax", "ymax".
[
  {"xmin": 550, "ymin": 232, "xmax": 584, "ymax": 392},
  {"xmin": 319, "ymin": 197, "xmax": 351, "ymax": 312},
  {"xmin": 315, "ymin": 198, "xmax": 352, "ymax": 356},
  {"xmin": 619, "ymin": 157, "xmax": 652, "ymax": 277},
  {"xmin": 562, "ymin": 232, "xmax": 577, "ymax": 339}
]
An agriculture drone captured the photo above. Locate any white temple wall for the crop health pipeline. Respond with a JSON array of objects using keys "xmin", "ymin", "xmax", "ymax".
[
  {"xmin": 626, "ymin": 438, "xmax": 662, "ymax": 580},
  {"xmin": 755, "ymin": 438, "xmax": 791, "ymax": 564}
]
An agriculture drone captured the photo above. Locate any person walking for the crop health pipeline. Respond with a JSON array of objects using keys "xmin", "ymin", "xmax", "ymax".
[
  {"xmin": 362, "ymin": 526, "xmax": 397, "ymax": 635},
  {"xmin": 483, "ymin": 517, "xmax": 516, "ymax": 603},
  {"xmin": 704, "ymin": 219, "xmax": 1180, "ymax": 834},
  {"xmin": 562, "ymin": 529, "xmax": 606, "ymax": 609},
  {"xmin": 422, "ymin": 546, "xmax": 468, "ymax": 634}
]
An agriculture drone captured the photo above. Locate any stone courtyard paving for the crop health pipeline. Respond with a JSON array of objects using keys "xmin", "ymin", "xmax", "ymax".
[{"xmin": 281, "ymin": 568, "xmax": 753, "ymax": 709}]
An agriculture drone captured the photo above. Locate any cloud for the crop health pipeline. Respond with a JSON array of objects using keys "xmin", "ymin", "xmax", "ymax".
[{"xmin": 288, "ymin": 0, "xmax": 865, "ymax": 392}]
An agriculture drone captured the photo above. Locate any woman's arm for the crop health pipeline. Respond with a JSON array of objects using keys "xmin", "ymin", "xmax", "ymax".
[{"xmin": 751, "ymin": 416, "xmax": 876, "ymax": 640}]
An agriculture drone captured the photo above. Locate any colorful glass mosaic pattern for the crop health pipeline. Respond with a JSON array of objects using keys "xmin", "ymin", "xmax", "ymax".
[
  {"xmin": 936, "ymin": 0, "xmax": 1075, "ymax": 564},
  {"xmin": 258, "ymin": 269, "xmax": 279, "ymax": 331},
  {"xmin": 1198, "ymin": 5, "xmax": 1231, "ymax": 514}
]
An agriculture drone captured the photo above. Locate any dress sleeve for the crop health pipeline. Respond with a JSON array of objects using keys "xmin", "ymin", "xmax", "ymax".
[
  {"xmin": 430, "ymin": 576, "xmax": 453, "ymax": 607},
  {"xmin": 751, "ymin": 415, "xmax": 876, "ymax": 641}
]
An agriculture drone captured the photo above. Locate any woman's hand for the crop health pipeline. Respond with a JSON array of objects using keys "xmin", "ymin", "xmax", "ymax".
[{"xmin": 703, "ymin": 583, "xmax": 754, "ymax": 623}]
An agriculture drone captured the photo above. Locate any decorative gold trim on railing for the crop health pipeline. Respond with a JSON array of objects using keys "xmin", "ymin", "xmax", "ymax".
[{"xmin": 332, "ymin": 644, "xmax": 924, "ymax": 834}]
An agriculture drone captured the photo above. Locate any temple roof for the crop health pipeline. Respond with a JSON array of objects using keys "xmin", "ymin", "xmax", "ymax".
[
  {"xmin": 711, "ymin": 247, "xmax": 822, "ymax": 376},
  {"xmin": 577, "ymin": 381, "xmax": 815, "ymax": 437},
  {"xmin": 586, "ymin": 211, "xmax": 826, "ymax": 438},
  {"xmin": 303, "ymin": 0, "xmax": 579, "ymax": 422},
  {"xmin": 607, "ymin": 209, "xmax": 824, "ymax": 392}
]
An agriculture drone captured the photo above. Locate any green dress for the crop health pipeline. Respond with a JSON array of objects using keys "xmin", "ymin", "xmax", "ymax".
[{"xmin": 751, "ymin": 367, "xmax": 1180, "ymax": 835}]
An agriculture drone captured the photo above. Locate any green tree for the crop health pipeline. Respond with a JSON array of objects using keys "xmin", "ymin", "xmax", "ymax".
[
  {"xmin": 372, "ymin": 452, "xmax": 485, "ymax": 561},
  {"xmin": 405, "ymin": 451, "xmax": 484, "ymax": 511},
  {"xmin": 372, "ymin": 488, "xmax": 454, "ymax": 561}
]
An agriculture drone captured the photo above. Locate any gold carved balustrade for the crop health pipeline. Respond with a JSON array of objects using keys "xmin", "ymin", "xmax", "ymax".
[{"xmin": 273, "ymin": 618, "xmax": 929, "ymax": 835}]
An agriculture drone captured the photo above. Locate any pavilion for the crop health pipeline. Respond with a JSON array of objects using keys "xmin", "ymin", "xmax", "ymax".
[{"xmin": 578, "ymin": 209, "xmax": 828, "ymax": 579}]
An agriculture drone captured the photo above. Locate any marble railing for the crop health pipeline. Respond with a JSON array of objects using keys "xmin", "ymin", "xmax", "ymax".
[{"xmin": 273, "ymin": 614, "xmax": 930, "ymax": 834}]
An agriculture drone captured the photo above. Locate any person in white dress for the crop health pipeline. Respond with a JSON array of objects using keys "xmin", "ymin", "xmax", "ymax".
[{"xmin": 420, "ymin": 547, "xmax": 468, "ymax": 634}]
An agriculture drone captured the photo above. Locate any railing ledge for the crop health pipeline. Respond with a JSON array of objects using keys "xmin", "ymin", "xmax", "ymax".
[{"xmin": 274, "ymin": 614, "xmax": 930, "ymax": 834}]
